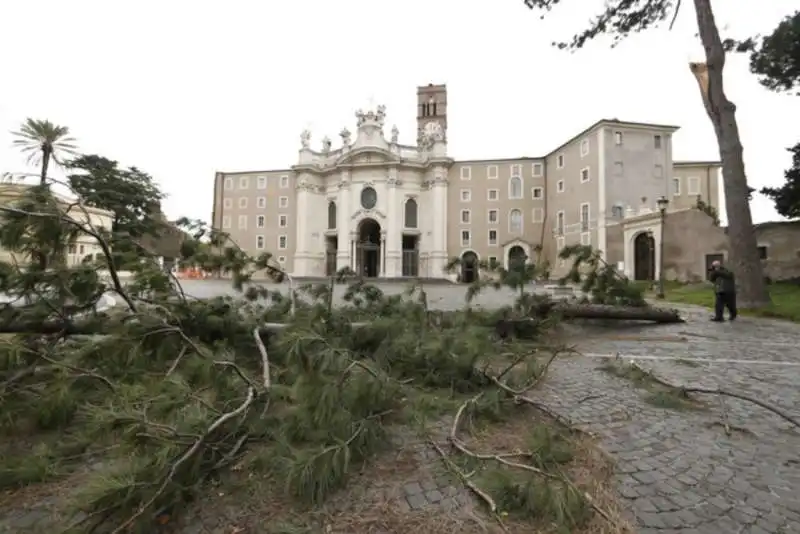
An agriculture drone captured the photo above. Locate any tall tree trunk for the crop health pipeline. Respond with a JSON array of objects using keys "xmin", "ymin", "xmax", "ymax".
[
  {"xmin": 39, "ymin": 145, "xmax": 51, "ymax": 185},
  {"xmin": 692, "ymin": 0, "xmax": 771, "ymax": 308}
]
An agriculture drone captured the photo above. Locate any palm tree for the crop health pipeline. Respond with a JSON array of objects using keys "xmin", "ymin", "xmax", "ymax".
[{"xmin": 11, "ymin": 118, "xmax": 78, "ymax": 184}]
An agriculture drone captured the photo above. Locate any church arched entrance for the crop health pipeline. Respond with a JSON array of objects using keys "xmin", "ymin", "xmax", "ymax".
[
  {"xmin": 633, "ymin": 232, "xmax": 656, "ymax": 281},
  {"xmin": 507, "ymin": 245, "xmax": 527, "ymax": 273},
  {"xmin": 460, "ymin": 251, "xmax": 479, "ymax": 284},
  {"xmin": 356, "ymin": 218, "xmax": 381, "ymax": 278}
]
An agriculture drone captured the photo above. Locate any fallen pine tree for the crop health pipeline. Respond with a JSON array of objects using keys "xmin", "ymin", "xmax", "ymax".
[{"xmin": 0, "ymin": 183, "xmax": 673, "ymax": 533}]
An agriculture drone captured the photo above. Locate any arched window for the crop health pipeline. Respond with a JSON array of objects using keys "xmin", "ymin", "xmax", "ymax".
[
  {"xmin": 509, "ymin": 209, "xmax": 523, "ymax": 234},
  {"xmin": 327, "ymin": 201, "xmax": 337, "ymax": 229},
  {"xmin": 404, "ymin": 198, "xmax": 418, "ymax": 228},
  {"xmin": 508, "ymin": 176, "xmax": 523, "ymax": 199}
]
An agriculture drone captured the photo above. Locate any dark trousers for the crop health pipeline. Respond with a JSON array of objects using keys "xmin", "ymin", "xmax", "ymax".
[{"xmin": 714, "ymin": 291, "xmax": 737, "ymax": 320}]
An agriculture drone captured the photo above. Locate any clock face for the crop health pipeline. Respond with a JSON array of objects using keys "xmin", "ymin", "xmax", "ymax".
[{"xmin": 361, "ymin": 187, "xmax": 377, "ymax": 209}]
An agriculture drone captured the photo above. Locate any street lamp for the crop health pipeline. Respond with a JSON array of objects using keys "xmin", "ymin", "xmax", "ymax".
[{"xmin": 656, "ymin": 196, "xmax": 669, "ymax": 299}]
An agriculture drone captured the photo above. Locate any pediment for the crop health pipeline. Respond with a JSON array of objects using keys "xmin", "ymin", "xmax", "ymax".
[
  {"xmin": 336, "ymin": 147, "xmax": 399, "ymax": 167},
  {"xmin": 500, "ymin": 238, "xmax": 539, "ymax": 251}
]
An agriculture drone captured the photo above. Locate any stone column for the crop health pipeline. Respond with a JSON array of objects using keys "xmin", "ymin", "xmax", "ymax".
[
  {"xmin": 430, "ymin": 167, "xmax": 449, "ymax": 278},
  {"xmin": 385, "ymin": 168, "xmax": 401, "ymax": 277},
  {"xmin": 292, "ymin": 178, "xmax": 311, "ymax": 276},
  {"xmin": 336, "ymin": 172, "xmax": 351, "ymax": 271}
]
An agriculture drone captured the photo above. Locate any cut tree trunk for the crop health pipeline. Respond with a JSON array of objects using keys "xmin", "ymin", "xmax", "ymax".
[
  {"xmin": 530, "ymin": 303, "xmax": 684, "ymax": 323},
  {"xmin": 0, "ymin": 303, "xmax": 683, "ymax": 337},
  {"xmin": 691, "ymin": 0, "xmax": 771, "ymax": 308}
]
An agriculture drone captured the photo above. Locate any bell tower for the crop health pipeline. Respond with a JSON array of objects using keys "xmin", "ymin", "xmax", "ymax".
[{"xmin": 417, "ymin": 83, "xmax": 447, "ymax": 140}]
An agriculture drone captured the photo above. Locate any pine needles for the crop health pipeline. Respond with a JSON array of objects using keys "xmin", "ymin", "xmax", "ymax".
[{"xmin": 0, "ymin": 184, "xmax": 640, "ymax": 533}]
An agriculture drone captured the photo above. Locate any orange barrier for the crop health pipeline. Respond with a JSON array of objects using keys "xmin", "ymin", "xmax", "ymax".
[{"xmin": 176, "ymin": 268, "xmax": 210, "ymax": 280}]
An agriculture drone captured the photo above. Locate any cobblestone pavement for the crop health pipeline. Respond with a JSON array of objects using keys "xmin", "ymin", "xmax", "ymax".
[{"xmin": 545, "ymin": 303, "xmax": 800, "ymax": 533}]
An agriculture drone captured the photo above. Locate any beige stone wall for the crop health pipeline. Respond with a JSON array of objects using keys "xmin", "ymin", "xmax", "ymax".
[
  {"xmin": 661, "ymin": 209, "xmax": 728, "ymax": 282},
  {"xmin": 754, "ymin": 221, "xmax": 800, "ymax": 281}
]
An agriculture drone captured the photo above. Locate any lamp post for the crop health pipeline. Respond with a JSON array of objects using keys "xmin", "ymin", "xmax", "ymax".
[{"xmin": 656, "ymin": 196, "xmax": 669, "ymax": 299}]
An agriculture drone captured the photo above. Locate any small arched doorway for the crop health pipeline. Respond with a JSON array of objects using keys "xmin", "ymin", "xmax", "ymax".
[
  {"xmin": 357, "ymin": 218, "xmax": 381, "ymax": 277},
  {"xmin": 633, "ymin": 232, "xmax": 656, "ymax": 281},
  {"xmin": 507, "ymin": 245, "xmax": 527, "ymax": 273},
  {"xmin": 461, "ymin": 251, "xmax": 479, "ymax": 284}
]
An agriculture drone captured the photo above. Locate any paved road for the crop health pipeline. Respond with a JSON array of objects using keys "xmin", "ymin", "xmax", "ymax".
[
  {"xmin": 175, "ymin": 278, "xmax": 564, "ymax": 310},
  {"xmin": 544, "ymin": 304, "xmax": 800, "ymax": 534}
]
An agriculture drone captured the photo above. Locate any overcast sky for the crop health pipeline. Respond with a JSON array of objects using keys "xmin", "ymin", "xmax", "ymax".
[{"xmin": 1, "ymin": 0, "xmax": 797, "ymax": 224}]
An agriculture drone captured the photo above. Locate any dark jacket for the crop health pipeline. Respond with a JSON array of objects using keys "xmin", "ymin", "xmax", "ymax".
[{"xmin": 709, "ymin": 267, "xmax": 736, "ymax": 293}]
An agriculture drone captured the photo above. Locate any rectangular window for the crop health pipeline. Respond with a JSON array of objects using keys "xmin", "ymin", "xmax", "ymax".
[
  {"xmin": 654, "ymin": 135, "xmax": 662, "ymax": 149},
  {"xmin": 557, "ymin": 154, "xmax": 565, "ymax": 168},
  {"xmin": 257, "ymin": 197, "xmax": 266, "ymax": 208},
  {"xmin": 557, "ymin": 180, "xmax": 564, "ymax": 193},
  {"xmin": 280, "ymin": 175, "xmax": 289, "ymax": 188},
  {"xmin": 580, "ymin": 168, "xmax": 590, "ymax": 183},
  {"xmin": 556, "ymin": 211, "xmax": 565, "ymax": 235},
  {"xmin": 758, "ymin": 246, "xmax": 768, "ymax": 259},
  {"xmin": 461, "ymin": 209, "xmax": 471, "ymax": 224},
  {"xmin": 460, "ymin": 230, "xmax": 471, "ymax": 247},
  {"xmin": 460, "ymin": 166, "xmax": 472, "ymax": 180},
  {"xmin": 278, "ymin": 256, "xmax": 286, "ymax": 263},
  {"xmin": 279, "ymin": 196, "xmax": 289, "ymax": 208},
  {"xmin": 461, "ymin": 189, "xmax": 471, "ymax": 202},
  {"xmin": 68, "ymin": 244, "xmax": 77, "ymax": 255},
  {"xmin": 487, "ymin": 189, "xmax": 498, "ymax": 201},
  {"xmin": 487, "ymin": 165, "xmax": 498, "ymax": 179},
  {"xmin": 223, "ymin": 198, "xmax": 232, "ymax": 209},
  {"xmin": 488, "ymin": 230, "xmax": 498, "ymax": 246},
  {"xmin": 488, "ymin": 256, "xmax": 498, "ymax": 268},
  {"xmin": 580, "ymin": 139, "xmax": 589, "ymax": 157},
  {"xmin": 510, "ymin": 164, "xmax": 522, "ymax": 176},
  {"xmin": 532, "ymin": 207, "xmax": 544, "ymax": 223},
  {"xmin": 239, "ymin": 197, "xmax": 248, "ymax": 209},
  {"xmin": 239, "ymin": 177, "xmax": 249, "ymax": 189},
  {"xmin": 532, "ymin": 163, "xmax": 543, "ymax": 177},
  {"xmin": 614, "ymin": 131, "xmax": 623, "ymax": 145},
  {"xmin": 257, "ymin": 176, "xmax": 267, "ymax": 189},
  {"xmin": 256, "ymin": 215, "xmax": 265, "ymax": 228},
  {"xmin": 688, "ymin": 177, "xmax": 700, "ymax": 195},
  {"xmin": 224, "ymin": 177, "xmax": 233, "ymax": 190},
  {"xmin": 532, "ymin": 187, "xmax": 543, "ymax": 199},
  {"xmin": 238, "ymin": 215, "xmax": 247, "ymax": 229},
  {"xmin": 672, "ymin": 177, "xmax": 681, "ymax": 196},
  {"xmin": 488, "ymin": 209, "xmax": 498, "ymax": 224},
  {"xmin": 256, "ymin": 235, "xmax": 265, "ymax": 249},
  {"xmin": 222, "ymin": 216, "xmax": 231, "ymax": 229},
  {"xmin": 278, "ymin": 235, "xmax": 287, "ymax": 249},
  {"xmin": 581, "ymin": 232, "xmax": 591, "ymax": 246},
  {"xmin": 279, "ymin": 214, "xmax": 288, "ymax": 227},
  {"xmin": 580, "ymin": 203, "xmax": 590, "ymax": 231}
]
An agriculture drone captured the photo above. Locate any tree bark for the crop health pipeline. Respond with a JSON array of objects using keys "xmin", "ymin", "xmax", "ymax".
[
  {"xmin": 531, "ymin": 303, "xmax": 684, "ymax": 323},
  {"xmin": 692, "ymin": 0, "xmax": 771, "ymax": 308},
  {"xmin": 0, "ymin": 303, "xmax": 684, "ymax": 337},
  {"xmin": 39, "ymin": 145, "xmax": 51, "ymax": 185}
]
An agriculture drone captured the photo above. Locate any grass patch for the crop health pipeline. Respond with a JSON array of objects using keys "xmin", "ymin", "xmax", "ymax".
[
  {"xmin": 598, "ymin": 359, "xmax": 705, "ymax": 412},
  {"xmin": 654, "ymin": 281, "xmax": 800, "ymax": 322}
]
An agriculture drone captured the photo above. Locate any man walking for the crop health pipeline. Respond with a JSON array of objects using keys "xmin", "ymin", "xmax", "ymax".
[{"xmin": 708, "ymin": 260, "xmax": 737, "ymax": 322}]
